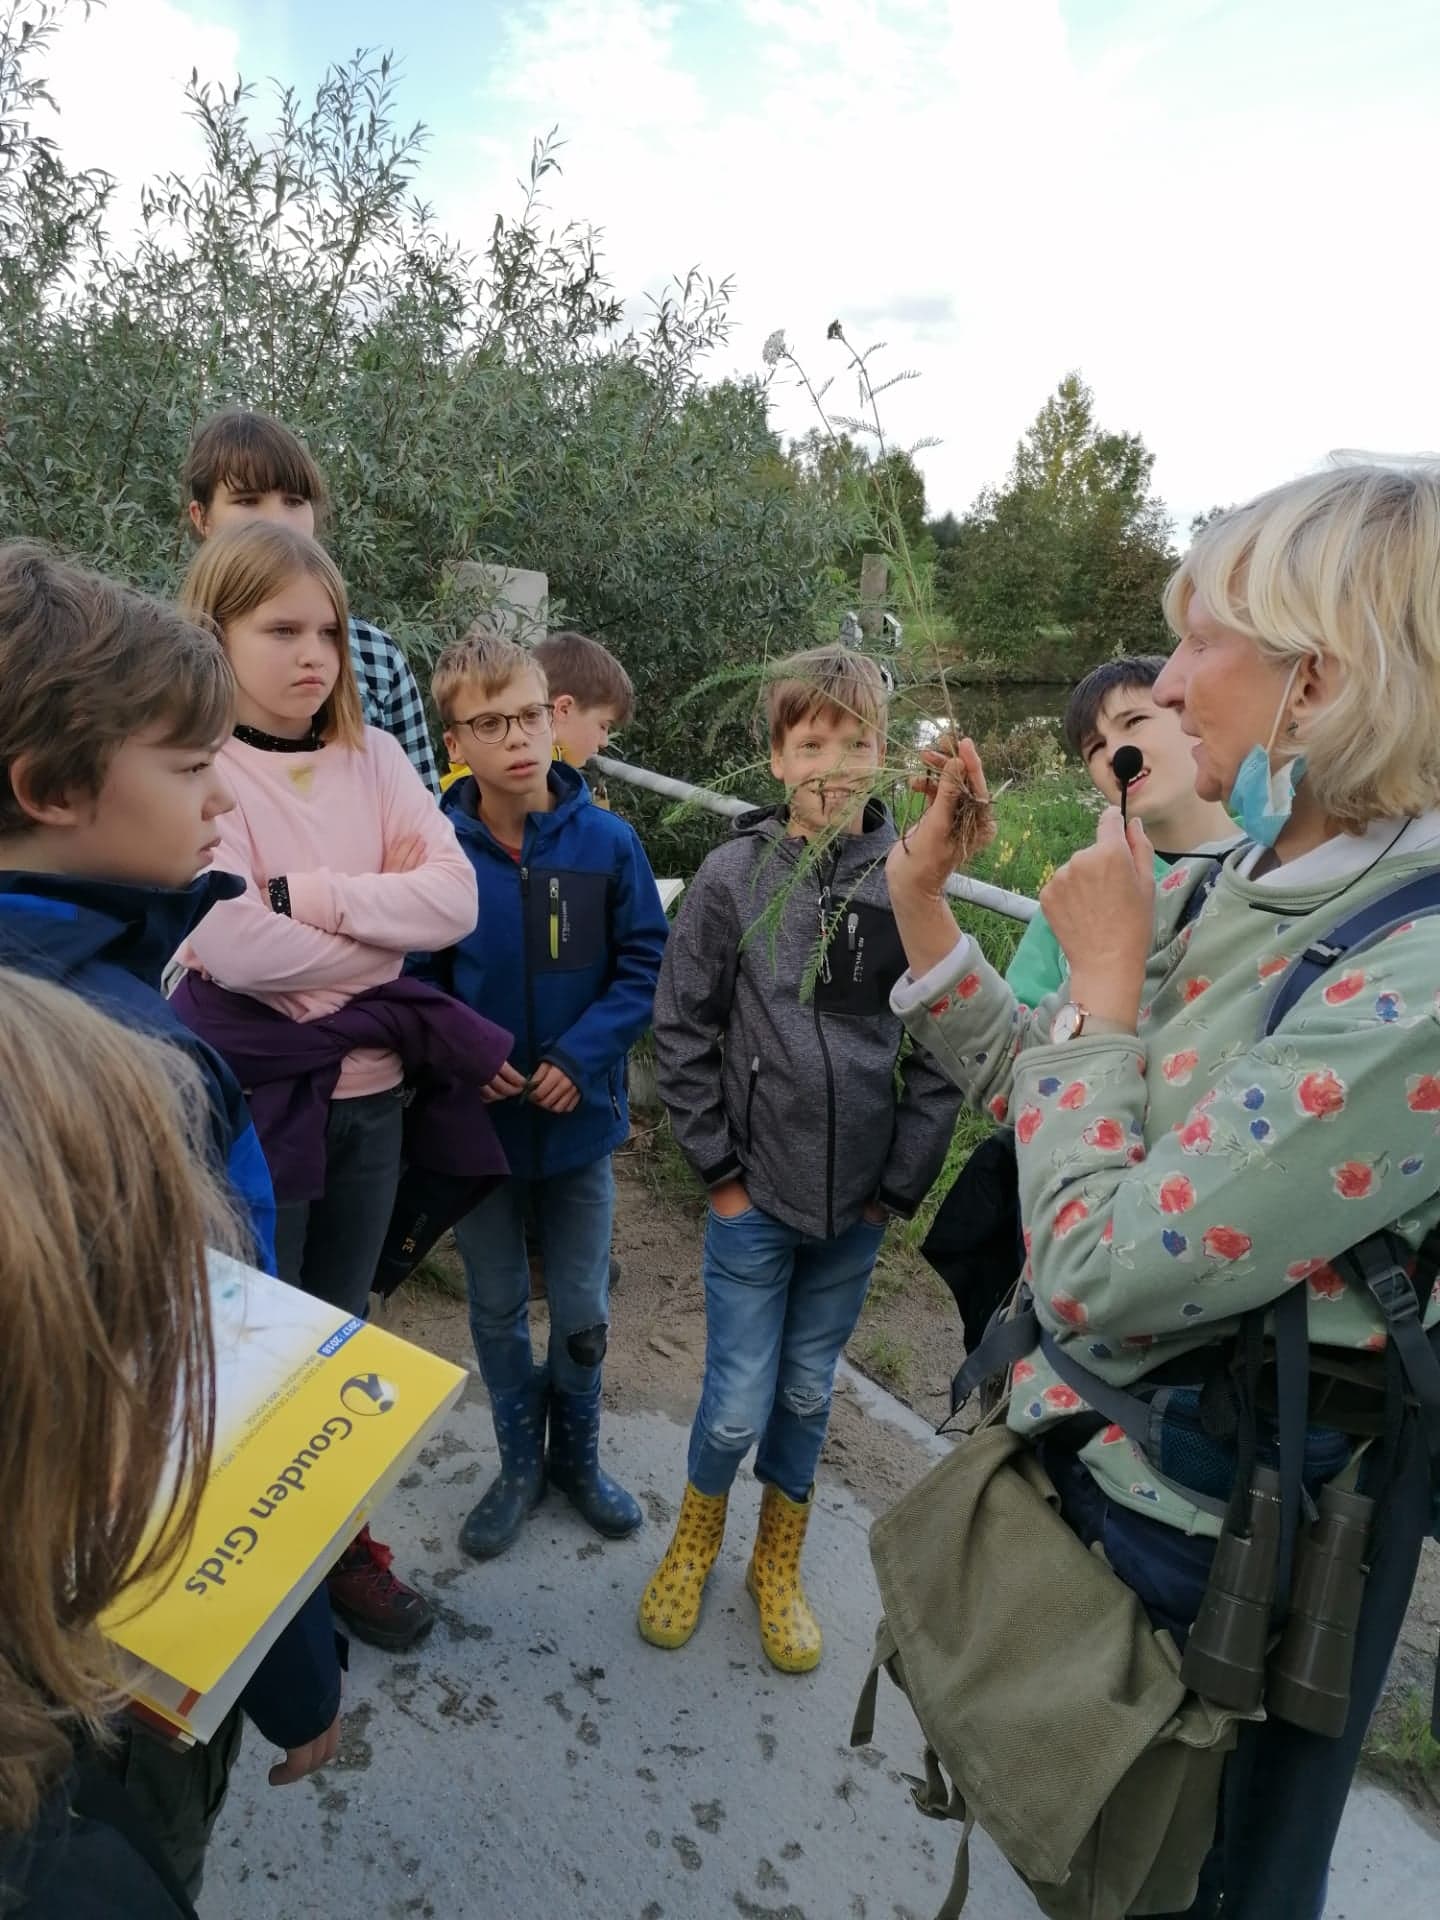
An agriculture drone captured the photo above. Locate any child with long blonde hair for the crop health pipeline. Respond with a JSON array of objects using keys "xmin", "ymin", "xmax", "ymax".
[
  {"xmin": 176, "ymin": 522, "xmax": 479, "ymax": 1651},
  {"xmin": 0, "ymin": 969, "xmax": 239, "ymax": 1917}
]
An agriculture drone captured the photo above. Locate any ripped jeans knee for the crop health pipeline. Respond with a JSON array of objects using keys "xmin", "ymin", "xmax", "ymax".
[{"xmin": 776, "ymin": 1378, "xmax": 830, "ymax": 1424}]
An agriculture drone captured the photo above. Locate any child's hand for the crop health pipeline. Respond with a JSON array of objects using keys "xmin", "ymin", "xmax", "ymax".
[
  {"xmin": 268, "ymin": 1711, "xmax": 341, "ymax": 1786},
  {"xmin": 528, "ymin": 1062, "xmax": 581, "ymax": 1113},
  {"xmin": 709, "ymin": 1179, "xmax": 751, "ymax": 1219},
  {"xmin": 482, "ymin": 1061, "xmax": 529, "ymax": 1103}
]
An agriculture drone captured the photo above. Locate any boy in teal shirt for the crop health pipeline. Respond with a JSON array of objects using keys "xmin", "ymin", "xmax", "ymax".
[{"xmin": 1006, "ymin": 657, "xmax": 1238, "ymax": 1007}]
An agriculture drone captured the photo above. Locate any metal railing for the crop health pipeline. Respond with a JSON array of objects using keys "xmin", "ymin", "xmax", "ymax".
[{"xmin": 591, "ymin": 755, "xmax": 1038, "ymax": 923}]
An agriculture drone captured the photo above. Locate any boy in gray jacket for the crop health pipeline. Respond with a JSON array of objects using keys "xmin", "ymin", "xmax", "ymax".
[{"xmin": 640, "ymin": 647, "xmax": 961, "ymax": 1671}]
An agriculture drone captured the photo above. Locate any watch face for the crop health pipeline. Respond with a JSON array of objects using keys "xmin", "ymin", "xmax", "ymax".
[{"xmin": 1050, "ymin": 1002, "xmax": 1081, "ymax": 1045}]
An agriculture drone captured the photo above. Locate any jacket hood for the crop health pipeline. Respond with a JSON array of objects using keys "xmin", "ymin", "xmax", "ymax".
[
  {"xmin": 0, "ymin": 869, "xmax": 242, "ymax": 989},
  {"xmin": 442, "ymin": 760, "xmax": 590, "ymax": 851}
]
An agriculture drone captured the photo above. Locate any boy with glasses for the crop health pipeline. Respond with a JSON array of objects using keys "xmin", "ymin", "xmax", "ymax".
[{"xmin": 419, "ymin": 629, "xmax": 669, "ymax": 1559}]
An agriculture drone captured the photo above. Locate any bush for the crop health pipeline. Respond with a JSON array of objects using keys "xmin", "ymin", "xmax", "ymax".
[{"xmin": 0, "ymin": 6, "xmax": 860, "ymax": 870}]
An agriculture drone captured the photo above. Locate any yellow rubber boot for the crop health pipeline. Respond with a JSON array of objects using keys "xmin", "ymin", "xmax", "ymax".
[
  {"xmin": 746, "ymin": 1482, "xmax": 822, "ymax": 1673},
  {"xmin": 636, "ymin": 1482, "xmax": 729, "ymax": 1650}
]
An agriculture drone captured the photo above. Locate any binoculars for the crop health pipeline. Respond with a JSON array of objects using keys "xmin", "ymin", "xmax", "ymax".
[{"xmin": 1180, "ymin": 1466, "xmax": 1374, "ymax": 1738}]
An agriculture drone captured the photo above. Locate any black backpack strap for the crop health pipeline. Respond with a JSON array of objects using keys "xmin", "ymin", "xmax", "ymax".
[
  {"xmin": 1037, "ymin": 1331, "xmax": 1231, "ymax": 1520},
  {"xmin": 948, "ymin": 1305, "xmax": 1039, "ymax": 1415},
  {"xmin": 1270, "ymin": 1280, "xmax": 1311, "ymax": 1617},
  {"xmin": 1333, "ymin": 1229, "xmax": 1440, "ymax": 1488},
  {"xmin": 1263, "ymin": 866, "xmax": 1440, "ymax": 1033}
]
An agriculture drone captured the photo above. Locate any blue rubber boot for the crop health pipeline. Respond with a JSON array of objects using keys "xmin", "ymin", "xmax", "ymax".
[
  {"xmin": 548, "ymin": 1381, "xmax": 642, "ymax": 1539},
  {"xmin": 459, "ymin": 1367, "xmax": 549, "ymax": 1561}
]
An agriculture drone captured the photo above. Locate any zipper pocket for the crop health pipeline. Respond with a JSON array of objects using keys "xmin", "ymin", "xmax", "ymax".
[
  {"xmin": 743, "ymin": 1055, "xmax": 759, "ymax": 1151},
  {"xmin": 548, "ymin": 876, "xmax": 561, "ymax": 961}
]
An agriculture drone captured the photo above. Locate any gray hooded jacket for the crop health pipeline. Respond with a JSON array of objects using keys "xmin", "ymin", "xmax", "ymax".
[{"xmin": 652, "ymin": 803, "xmax": 962, "ymax": 1240}]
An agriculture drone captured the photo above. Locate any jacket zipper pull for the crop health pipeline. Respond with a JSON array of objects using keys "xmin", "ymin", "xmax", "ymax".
[
  {"xmin": 847, "ymin": 911, "xmax": 859, "ymax": 952},
  {"xmin": 548, "ymin": 875, "xmax": 560, "ymax": 960},
  {"xmin": 818, "ymin": 883, "xmax": 833, "ymax": 984}
]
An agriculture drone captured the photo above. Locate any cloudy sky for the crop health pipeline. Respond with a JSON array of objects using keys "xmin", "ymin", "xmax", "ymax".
[{"xmin": 40, "ymin": 0, "xmax": 1440, "ymax": 536}]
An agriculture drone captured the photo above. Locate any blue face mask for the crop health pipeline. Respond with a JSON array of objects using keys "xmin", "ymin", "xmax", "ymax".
[{"xmin": 1227, "ymin": 663, "xmax": 1305, "ymax": 848}]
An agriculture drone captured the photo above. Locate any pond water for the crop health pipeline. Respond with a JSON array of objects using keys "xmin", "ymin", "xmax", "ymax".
[{"xmin": 908, "ymin": 682, "xmax": 1072, "ymax": 746}]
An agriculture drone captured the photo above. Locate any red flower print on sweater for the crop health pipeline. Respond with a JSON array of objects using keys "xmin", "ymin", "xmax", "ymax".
[
  {"xmin": 1202, "ymin": 1225, "xmax": 1252, "ymax": 1262},
  {"xmin": 1082, "ymin": 1117, "xmax": 1125, "ymax": 1151},
  {"xmin": 1257, "ymin": 953, "xmax": 1289, "ymax": 982},
  {"xmin": 1406, "ymin": 1074, "xmax": 1440, "ymax": 1113},
  {"xmin": 1042, "ymin": 1383, "xmax": 1082, "ymax": 1412},
  {"xmin": 1181, "ymin": 977, "xmax": 1211, "ymax": 1004},
  {"xmin": 956, "ymin": 972, "xmax": 982, "ymax": 1000},
  {"xmin": 1011, "ymin": 1359, "xmax": 1036, "ymax": 1386},
  {"xmin": 1296, "ymin": 1069, "xmax": 1346, "ymax": 1120},
  {"xmin": 1286, "ymin": 1257, "xmax": 1325, "ymax": 1281},
  {"xmin": 1307, "ymin": 1265, "xmax": 1346, "ymax": 1300},
  {"xmin": 1332, "ymin": 1160, "xmax": 1375, "ymax": 1200},
  {"xmin": 1058, "ymin": 1081, "xmax": 1089, "ymax": 1111},
  {"xmin": 1160, "ymin": 866, "xmax": 1191, "ymax": 893},
  {"xmin": 1322, "ymin": 971, "xmax": 1366, "ymax": 1006},
  {"xmin": 1016, "ymin": 1105, "xmax": 1044, "ymax": 1146},
  {"xmin": 1050, "ymin": 1292, "xmax": 1088, "ymax": 1328},
  {"xmin": 1158, "ymin": 1175, "xmax": 1197, "ymax": 1215},
  {"xmin": 1161, "ymin": 1049, "xmax": 1199, "ymax": 1085},
  {"xmin": 988, "ymin": 1094, "xmax": 1010, "ymax": 1122},
  {"xmin": 1053, "ymin": 1198, "xmax": 1089, "ymax": 1238},
  {"xmin": 1175, "ymin": 1113, "xmax": 1214, "ymax": 1154}
]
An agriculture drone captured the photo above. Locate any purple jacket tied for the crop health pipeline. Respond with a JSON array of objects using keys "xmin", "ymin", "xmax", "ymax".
[{"xmin": 172, "ymin": 974, "xmax": 513, "ymax": 1292}]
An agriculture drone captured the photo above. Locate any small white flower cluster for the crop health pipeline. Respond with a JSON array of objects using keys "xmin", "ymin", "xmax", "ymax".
[{"xmin": 762, "ymin": 329, "xmax": 787, "ymax": 368}]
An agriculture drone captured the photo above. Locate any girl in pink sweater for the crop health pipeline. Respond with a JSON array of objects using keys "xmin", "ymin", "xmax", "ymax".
[{"xmin": 179, "ymin": 522, "xmax": 478, "ymax": 1652}]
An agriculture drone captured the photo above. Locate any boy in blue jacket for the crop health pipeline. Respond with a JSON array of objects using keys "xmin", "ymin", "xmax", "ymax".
[
  {"xmin": 424, "ymin": 629, "xmax": 669, "ymax": 1559},
  {"xmin": 0, "ymin": 542, "xmax": 342, "ymax": 1898}
]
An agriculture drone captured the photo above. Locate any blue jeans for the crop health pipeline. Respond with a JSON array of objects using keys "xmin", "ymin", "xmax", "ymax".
[
  {"xmin": 1044, "ymin": 1422, "xmax": 1433, "ymax": 1920},
  {"xmin": 688, "ymin": 1205, "xmax": 885, "ymax": 1503},
  {"xmin": 454, "ymin": 1157, "xmax": 615, "ymax": 1396}
]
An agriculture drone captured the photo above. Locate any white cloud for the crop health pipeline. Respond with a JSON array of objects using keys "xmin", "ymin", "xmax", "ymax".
[
  {"xmin": 36, "ymin": 0, "xmax": 1440, "ymax": 532},
  {"xmin": 39, "ymin": 0, "xmax": 240, "ymax": 223}
]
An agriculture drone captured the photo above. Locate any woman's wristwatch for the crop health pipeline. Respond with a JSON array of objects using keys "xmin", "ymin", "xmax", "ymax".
[{"xmin": 1049, "ymin": 1001, "xmax": 1135, "ymax": 1044}]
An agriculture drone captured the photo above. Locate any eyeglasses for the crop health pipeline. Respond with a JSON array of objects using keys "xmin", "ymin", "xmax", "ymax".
[{"xmin": 453, "ymin": 703, "xmax": 555, "ymax": 746}]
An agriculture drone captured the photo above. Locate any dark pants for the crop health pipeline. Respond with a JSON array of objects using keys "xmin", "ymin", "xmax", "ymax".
[
  {"xmin": 99, "ymin": 1705, "xmax": 244, "ymax": 1902},
  {"xmin": 273, "ymin": 1088, "xmax": 405, "ymax": 1316},
  {"xmin": 1046, "ymin": 1426, "xmax": 1433, "ymax": 1920}
]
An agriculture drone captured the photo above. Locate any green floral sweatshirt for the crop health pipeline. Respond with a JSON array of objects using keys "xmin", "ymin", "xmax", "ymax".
[{"xmin": 895, "ymin": 840, "xmax": 1440, "ymax": 1533}]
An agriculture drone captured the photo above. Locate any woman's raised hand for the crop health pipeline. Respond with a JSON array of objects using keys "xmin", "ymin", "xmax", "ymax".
[
  {"xmin": 885, "ymin": 735, "xmax": 997, "ymax": 902},
  {"xmin": 1040, "ymin": 806, "xmax": 1156, "ymax": 1028}
]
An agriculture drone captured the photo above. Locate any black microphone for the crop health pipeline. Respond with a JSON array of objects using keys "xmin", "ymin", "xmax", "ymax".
[{"xmin": 1112, "ymin": 745, "xmax": 1143, "ymax": 826}]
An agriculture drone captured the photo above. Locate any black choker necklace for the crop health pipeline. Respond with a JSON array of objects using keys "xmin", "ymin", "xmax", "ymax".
[{"xmin": 233, "ymin": 722, "xmax": 324, "ymax": 754}]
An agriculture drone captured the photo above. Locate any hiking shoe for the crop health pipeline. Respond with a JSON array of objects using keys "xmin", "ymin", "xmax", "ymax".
[{"xmin": 327, "ymin": 1526, "xmax": 435, "ymax": 1651}]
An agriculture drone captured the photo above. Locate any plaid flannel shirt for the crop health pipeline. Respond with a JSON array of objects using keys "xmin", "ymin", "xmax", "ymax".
[{"xmin": 347, "ymin": 615, "xmax": 441, "ymax": 798}]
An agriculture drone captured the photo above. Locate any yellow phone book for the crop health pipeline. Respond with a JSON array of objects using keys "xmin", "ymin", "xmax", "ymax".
[{"xmin": 105, "ymin": 1252, "xmax": 465, "ymax": 1742}]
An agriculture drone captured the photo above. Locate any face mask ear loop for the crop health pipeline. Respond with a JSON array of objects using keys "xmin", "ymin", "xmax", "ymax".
[{"xmin": 1264, "ymin": 659, "xmax": 1305, "ymax": 767}]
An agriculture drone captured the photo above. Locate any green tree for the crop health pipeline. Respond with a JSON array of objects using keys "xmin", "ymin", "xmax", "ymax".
[
  {"xmin": 0, "ymin": 3, "xmax": 856, "ymax": 866},
  {"xmin": 937, "ymin": 372, "xmax": 1177, "ymax": 678}
]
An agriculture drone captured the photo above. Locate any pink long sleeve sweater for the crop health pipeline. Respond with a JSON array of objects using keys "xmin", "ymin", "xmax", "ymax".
[{"xmin": 184, "ymin": 727, "xmax": 478, "ymax": 1098}]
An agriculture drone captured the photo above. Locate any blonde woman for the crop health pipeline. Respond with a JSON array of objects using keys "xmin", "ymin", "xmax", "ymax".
[
  {"xmin": 886, "ymin": 464, "xmax": 1440, "ymax": 1918},
  {"xmin": 0, "ymin": 971, "xmax": 238, "ymax": 1917},
  {"xmin": 175, "ymin": 521, "xmax": 477, "ymax": 1651}
]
